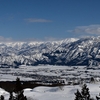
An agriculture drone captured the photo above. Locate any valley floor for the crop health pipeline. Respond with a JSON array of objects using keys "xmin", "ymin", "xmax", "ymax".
[{"xmin": 0, "ymin": 65, "xmax": 100, "ymax": 100}]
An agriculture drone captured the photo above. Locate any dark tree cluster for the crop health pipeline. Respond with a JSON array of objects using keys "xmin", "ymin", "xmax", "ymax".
[
  {"xmin": 74, "ymin": 84, "xmax": 100, "ymax": 100},
  {"xmin": 0, "ymin": 77, "xmax": 27, "ymax": 100},
  {"xmin": 74, "ymin": 84, "xmax": 93, "ymax": 100}
]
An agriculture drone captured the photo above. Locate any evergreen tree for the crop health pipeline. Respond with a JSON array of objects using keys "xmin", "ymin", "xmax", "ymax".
[
  {"xmin": 0, "ymin": 95, "xmax": 4, "ymax": 100},
  {"xmin": 9, "ymin": 92, "xmax": 14, "ymax": 100},
  {"xmin": 74, "ymin": 89, "xmax": 83, "ymax": 100},
  {"xmin": 13, "ymin": 77, "xmax": 27, "ymax": 100},
  {"xmin": 14, "ymin": 77, "xmax": 23, "ymax": 93},
  {"xmin": 81, "ymin": 84, "xmax": 90, "ymax": 100},
  {"xmin": 74, "ymin": 84, "xmax": 91, "ymax": 100},
  {"xmin": 90, "ymin": 77, "xmax": 95, "ymax": 83}
]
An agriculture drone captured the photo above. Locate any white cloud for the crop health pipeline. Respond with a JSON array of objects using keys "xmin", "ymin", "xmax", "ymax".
[
  {"xmin": 0, "ymin": 36, "xmax": 62, "ymax": 42},
  {"xmin": 23, "ymin": 37, "xmax": 62, "ymax": 42},
  {"xmin": 68, "ymin": 25, "xmax": 100, "ymax": 34},
  {"xmin": 24, "ymin": 18, "xmax": 52, "ymax": 23},
  {"xmin": 0, "ymin": 36, "xmax": 13, "ymax": 42},
  {"xmin": 44, "ymin": 37, "xmax": 62, "ymax": 41}
]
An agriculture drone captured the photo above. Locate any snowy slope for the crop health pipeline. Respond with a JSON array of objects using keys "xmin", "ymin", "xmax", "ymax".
[
  {"xmin": 1, "ymin": 83, "xmax": 100, "ymax": 100},
  {"xmin": 24, "ymin": 83, "xmax": 100, "ymax": 100}
]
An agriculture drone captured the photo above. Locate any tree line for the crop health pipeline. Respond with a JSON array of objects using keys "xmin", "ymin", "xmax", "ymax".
[
  {"xmin": 0, "ymin": 78, "xmax": 100, "ymax": 100},
  {"xmin": 0, "ymin": 77, "xmax": 27, "ymax": 100}
]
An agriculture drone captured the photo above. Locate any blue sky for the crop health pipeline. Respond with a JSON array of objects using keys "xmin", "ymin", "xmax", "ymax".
[{"xmin": 0, "ymin": 0, "xmax": 100, "ymax": 41}]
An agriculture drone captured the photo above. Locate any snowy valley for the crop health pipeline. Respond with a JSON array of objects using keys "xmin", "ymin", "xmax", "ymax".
[
  {"xmin": 0, "ymin": 65, "xmax": 100, "ymax": 100},
  {"xmin": 0, "ymin": 37, "xmax": 100, "ymax": 99}
]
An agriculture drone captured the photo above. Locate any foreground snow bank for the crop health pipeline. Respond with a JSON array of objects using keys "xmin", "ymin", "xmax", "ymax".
[
  {"xmin": 0, "ymin": 88, "xmax": 9, "ymax": 100},
  {"xmin": 24, "ymin": 83, "xmax": 100, "ymax": 100},
  {"xmin": 0, "ymin": 83, "xmax": 100, "ymax": 100}
]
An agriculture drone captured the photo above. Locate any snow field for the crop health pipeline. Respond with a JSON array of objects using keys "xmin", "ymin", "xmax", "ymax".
[{"xmin": 0, "ymin": 83, "xmax": 99, "ymax": 100}]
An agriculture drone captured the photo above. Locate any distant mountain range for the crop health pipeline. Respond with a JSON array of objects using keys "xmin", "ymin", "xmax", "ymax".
[{"xmin": 0, "ymin": 36, "xmax": 100, "ymax": 67}]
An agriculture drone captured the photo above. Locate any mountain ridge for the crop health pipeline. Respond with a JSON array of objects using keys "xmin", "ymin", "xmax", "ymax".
[{"xmin": 0, "ymin": 37, "xmax": 100, "ymax": 67}]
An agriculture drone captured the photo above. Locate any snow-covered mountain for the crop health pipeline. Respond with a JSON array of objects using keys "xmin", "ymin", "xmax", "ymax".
[{"xmin": 0, "ymin": 37, "xmax": 100, "ymax": 67}]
